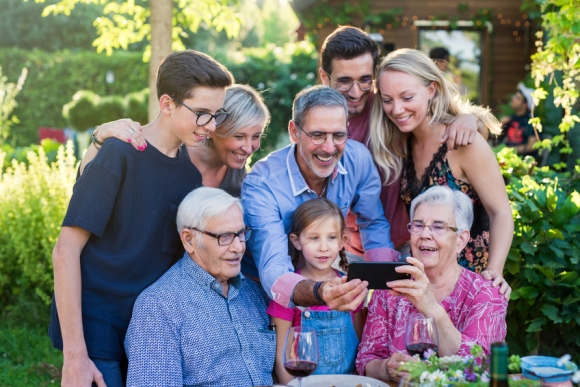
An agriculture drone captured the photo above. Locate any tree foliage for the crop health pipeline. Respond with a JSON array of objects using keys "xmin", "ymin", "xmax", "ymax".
[
  {"xmin": 35, "ymin": 0, "xmax": 242, "ymax": 61},
  {"xmin": 530, "ymin": 0, "xmax": 580, "ymax": 169}
]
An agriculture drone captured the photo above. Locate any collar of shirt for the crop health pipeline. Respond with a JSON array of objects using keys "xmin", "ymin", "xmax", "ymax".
[
  {"xmin": 286, "ymin": 143, "xmax": 347, "ymax": 197},
  {"xmin": 181, "ymin": 252, "xmax": 244, "ymax": 298}
]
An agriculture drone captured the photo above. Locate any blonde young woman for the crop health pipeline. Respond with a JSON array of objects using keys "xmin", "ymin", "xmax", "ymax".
[
  {"xmin": 369, "ymin": 48, "xmax": 513, "ymax": 298},
  {"xmin": 81, "ymin": 84, "xmax": 270, "ymax": 197}
]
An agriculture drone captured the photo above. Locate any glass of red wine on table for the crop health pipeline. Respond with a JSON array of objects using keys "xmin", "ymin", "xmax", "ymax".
[
  {"xmin": 405, "ymin": 313, "xmax": 439, "ymax": 360},
  {"xmin": 283, "ymin": 326, "xmax": 319, "ymax": 387}
]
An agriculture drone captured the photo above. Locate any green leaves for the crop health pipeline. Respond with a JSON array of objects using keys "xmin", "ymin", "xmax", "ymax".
[
  {"xmin": 517, "ymin": 287, "xmax": 540, "ymax": 299},
  {"xmin": 39, "ymin": 0, "xmax": 243, "ymax": 59},
  {"xmin": 542, "ymin": 304, "xmax": 563, "ymax": 323},
  {"xmin": 526, "ymin": 318, "xmax": 546, "ymax": 332},
  {"xmin": 0, "ymin": 142, "xmax": 77, "ymax": 305},
  {"xmin": 502, "ymin": 146, "xmax": 580, "ymax": 361}
]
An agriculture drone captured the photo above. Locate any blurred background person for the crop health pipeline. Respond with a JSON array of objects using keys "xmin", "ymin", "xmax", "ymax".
[{"xmin": 500, "ymin": 82, "xmax": 538, "ymax": 157}]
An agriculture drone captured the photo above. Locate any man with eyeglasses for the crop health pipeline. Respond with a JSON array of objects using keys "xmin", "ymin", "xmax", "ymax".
[
  {"xmin": 242, "ymin": 85, "xmax": 398, "ymax": 311},
  {"xmin": 319, "ymin": 26, "xmax": 485, "ymax": 264},
  {"xmin": 125, "ymin": 187, "xmax": 275, "ymax": 387}
]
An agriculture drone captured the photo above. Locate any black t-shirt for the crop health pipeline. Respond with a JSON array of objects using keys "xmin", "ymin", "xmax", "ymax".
[
  {"xmin": 49, "ymin": 139, "xmax": 201, "ymax": 360},
  {"xmin": 505, "ymin": 113, "xmax": 534, "ymax": 147}
]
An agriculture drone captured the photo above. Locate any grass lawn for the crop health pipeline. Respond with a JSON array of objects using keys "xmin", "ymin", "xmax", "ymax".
[{"xmin": 0, "ymin": 301, "xmax": 62, "ymax": 386}]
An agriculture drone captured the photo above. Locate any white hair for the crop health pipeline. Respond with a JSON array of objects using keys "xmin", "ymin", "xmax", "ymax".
[
  {"xmin": 176, "ymin": 187, "xmax": 243, "ymax": 245},
  {"xmin": 409, "ymin": 186, "xmax": 473, "ymax": 232}
]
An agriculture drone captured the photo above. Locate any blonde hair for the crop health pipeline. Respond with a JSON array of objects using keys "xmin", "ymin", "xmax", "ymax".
[
  {"xmin": 213, "ymin": 84, "xmax": 270, "ymax": 139},
  {"xmin": 369, "ymin": 48, "xmax": 501, "ymax": 185}
]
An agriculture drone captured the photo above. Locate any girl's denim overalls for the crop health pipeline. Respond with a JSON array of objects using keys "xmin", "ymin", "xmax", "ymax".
[{"xmin": 300, "ymin": 309, "xmax": 359, "ymax": 375}]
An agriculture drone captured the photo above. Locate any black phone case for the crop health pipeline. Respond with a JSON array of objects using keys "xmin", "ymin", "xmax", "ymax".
[{"xmin": 346, "ymin": 262, "xmax": 411, "ymax": 289}]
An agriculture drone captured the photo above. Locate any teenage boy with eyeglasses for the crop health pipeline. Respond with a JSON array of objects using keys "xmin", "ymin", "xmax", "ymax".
[
  {"xmin": 49, "ymin": 50, "xmax": 233, "ymax": 387},
  {"xmin": 319, "ymin": 26, "xmax": 484, "ymax": 262}
]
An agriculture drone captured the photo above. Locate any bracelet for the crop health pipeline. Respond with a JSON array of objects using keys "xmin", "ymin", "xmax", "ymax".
[
  {"xmin": 313, "ymin": 281, "xmax": 326, "ymax": 306},
  {"xmin": 91, "ymin": 125, "xmax": 104, "ymax": 146}
]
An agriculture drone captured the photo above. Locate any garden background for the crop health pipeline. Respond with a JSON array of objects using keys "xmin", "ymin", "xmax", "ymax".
[{"xmin": 0, "ymin": 0, "xmax": 579, "ymax": 385}]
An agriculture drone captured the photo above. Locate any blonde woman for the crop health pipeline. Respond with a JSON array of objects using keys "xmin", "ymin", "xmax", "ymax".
[
  {"xmin": 81, "ymin": 84, "xmax": 270, "ymax": 196},
  {"xmin": 369, "ymin": 48, "xmax": 513, "ymax": 298}
]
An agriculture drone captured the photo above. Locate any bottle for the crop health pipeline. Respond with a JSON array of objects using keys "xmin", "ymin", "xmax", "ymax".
[{"xmin": 489, "ymin": 341, "xmax": 509, "ymax": 387}]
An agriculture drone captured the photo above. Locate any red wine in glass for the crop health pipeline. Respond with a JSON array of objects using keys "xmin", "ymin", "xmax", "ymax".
[
  {"xmin": 406, "ymin": 343, "xmax": 439, "ymax": 359},
  {"xmin": 405, "ymin": 313, "xmax": 439, "ymax": 361},
  {"xmin": 283, "ymin": 360, "xmax": 318, "ymax": 378},
  {"xmin": 283, "ymin": 326, "xmax": 319, "ymax": 387}
]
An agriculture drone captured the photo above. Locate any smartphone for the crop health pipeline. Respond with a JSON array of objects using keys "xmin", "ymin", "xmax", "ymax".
[{"xmin": 346, "ymin": 262, "xmax": 411, "ymax": 289}]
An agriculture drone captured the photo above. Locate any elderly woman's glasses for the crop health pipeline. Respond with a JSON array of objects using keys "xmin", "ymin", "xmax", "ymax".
[
  {"xmin": 172, "ymin": 97, "xmax": 229, "ymax": 126},
  {"xmin": 294, "ymin": 122, "xmax": 348, "ymax": 145},
  {"xmin": 407, "ymin": 221, "xmax": 458, "ymax": 236},
  {"xmin": 187, "ymin": 227, "xmax": 251, "ymax": 246},
  {"xmin": 325, "ymin": 72, "xmax": 374, "ymax": 92}
]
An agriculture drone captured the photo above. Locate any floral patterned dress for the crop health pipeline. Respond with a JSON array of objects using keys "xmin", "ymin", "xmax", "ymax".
[{"xmin": 400, "ymin": 140, "xmax": 490, "ymax": 272}]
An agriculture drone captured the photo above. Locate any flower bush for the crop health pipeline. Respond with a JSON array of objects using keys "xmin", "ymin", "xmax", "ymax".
[{"xmin": 398, "ymin": 345, "xmax": 538, "ymax": 387}]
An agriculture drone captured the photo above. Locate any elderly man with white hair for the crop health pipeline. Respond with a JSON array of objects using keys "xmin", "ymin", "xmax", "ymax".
[{"xmin": 124, "ymin": 187, "xmax": 275, "ymax": 387}]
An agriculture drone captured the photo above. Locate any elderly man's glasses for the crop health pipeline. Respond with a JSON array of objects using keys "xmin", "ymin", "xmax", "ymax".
[
  {"xmin": 325, "ymin": 72, "xmax": 374, "ymax": 92},
  {"xmin": 187, "ymin": 227, "xmax": 252, "ymax": 246},
  {"xmin": 294, "ymin": 122, "xmax": 348, "ymax": 145},
  {"xmin": 172, "ymin": 97, "xmax": 229, "ymax": 126},
  {"xmin": 407, "ymin": 221, "xmax": 458, "ymax": 236}
]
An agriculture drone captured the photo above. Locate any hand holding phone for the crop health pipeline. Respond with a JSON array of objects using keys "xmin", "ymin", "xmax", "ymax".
[{"xmin": 346, "ymin": 262, "xmax": 411, "ymax": 289}]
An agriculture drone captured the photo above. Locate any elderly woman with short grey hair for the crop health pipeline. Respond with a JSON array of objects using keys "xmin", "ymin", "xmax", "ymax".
[{"xmin": 356, "ymin": 186, "xmax": 507, "ymax": 383}]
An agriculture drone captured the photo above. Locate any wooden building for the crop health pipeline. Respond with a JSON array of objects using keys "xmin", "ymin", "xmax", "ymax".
[{"xmin": 290, "ymin": 0, "xmax": 535, "ymax": 110}]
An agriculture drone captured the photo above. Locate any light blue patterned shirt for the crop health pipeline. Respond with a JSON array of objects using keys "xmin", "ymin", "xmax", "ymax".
[
  {"xmin": 125, "ymin": 254, "xmax": 276, "ymax": 387},
  {"xmin": 242, "ymin": 140, "xmax": 399, "ymax": 307}
]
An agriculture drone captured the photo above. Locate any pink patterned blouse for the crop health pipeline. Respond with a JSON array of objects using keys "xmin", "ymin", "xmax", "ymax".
[{"xmin": 356, "ymin": 268, "xmax": 507, "ymax": 375}]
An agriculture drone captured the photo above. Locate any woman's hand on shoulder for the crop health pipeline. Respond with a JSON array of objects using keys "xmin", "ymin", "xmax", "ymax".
[
  {"xmin": 481, "ymin": 270, "xmax": 511, "ymax": 300},
  {"xmin": 96, "ymin": 119, "xmax": 146, "ymax": 151},
  {"xmin": 443, "ymin": 114, "xmax": 479, "ymax": 150}
]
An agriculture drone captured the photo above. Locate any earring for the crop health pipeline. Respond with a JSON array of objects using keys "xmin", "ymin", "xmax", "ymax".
[{"xmin": 427, "ymin": 99, "xmax": 432, "ymax": 116}]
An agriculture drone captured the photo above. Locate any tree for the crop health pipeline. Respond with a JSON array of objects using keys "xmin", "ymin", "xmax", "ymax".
[
  {"xmin": 530, "ymin": 0, "xmax": 580, "ymax": 170},
  {"xmin": 34, "ymin": 0, "xmax": 242, "ymax": 121}
]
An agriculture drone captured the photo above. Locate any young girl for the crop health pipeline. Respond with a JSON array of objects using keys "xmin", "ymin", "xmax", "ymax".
[{"xmin": 267, "ymin": 198, "xmax": 364, "ymax": 383}]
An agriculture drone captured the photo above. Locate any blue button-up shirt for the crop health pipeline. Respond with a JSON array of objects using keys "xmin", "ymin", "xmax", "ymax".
[
  {"xmin": 242, "ymin": 140, "xmax": 399, "ymax": 307},
  {"xmin": 124, "ymin": 254, "xmax": 275, "ymax": 387}
]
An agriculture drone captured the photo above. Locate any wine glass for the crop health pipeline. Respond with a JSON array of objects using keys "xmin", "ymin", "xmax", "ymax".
[
  {"xmin": 283, "ymin": 326, "xmax": 319, "ymax": 387},
  {"xmin": 405, "ymin": 313, "xmax": 439, "ymax": 360}
]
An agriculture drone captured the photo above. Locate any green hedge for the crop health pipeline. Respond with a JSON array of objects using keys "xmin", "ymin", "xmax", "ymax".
[
  {"xmin": 0, "ymin": 48, "xmax": 149, "ymax": 147},
  {"xmin": 1, "ymin": 43, "xmax": 319, "ymax": 156}
]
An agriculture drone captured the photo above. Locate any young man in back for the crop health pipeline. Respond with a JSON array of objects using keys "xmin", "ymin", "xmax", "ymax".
[
  {"xmin": 49, "ymin": 50, "xmax": 233, "ymax": 387},
  {"xmin": 318, "ymin": 26, "xmax": 481, "ymax": 260}
]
